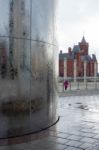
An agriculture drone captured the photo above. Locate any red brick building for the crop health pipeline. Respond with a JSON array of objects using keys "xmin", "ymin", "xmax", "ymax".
[{"xmin": 59, "ymin": 36, "xmax": 98, "ymax": 78}]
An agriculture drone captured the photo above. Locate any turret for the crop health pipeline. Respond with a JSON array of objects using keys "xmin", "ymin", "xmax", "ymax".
[{"xmin": 79, "ymin": 36, "xmax": 89, "ymax": 55}]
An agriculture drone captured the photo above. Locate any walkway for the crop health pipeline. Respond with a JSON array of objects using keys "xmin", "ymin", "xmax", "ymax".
[{"xmin": 1, "ymin": 94, "xmax": 99, "ymax": 149}]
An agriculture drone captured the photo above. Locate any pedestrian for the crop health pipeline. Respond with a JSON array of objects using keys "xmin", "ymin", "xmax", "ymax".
[{"xmin": 64, "ymin": 80, "xmax": 69, "ymax": 90}]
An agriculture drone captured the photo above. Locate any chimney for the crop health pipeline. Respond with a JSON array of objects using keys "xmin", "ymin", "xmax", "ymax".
[
  {"xmin": 68, "ymin": 47, "xmax": 71, "ymax": 54},
  {"xmin": 60, "ymin": 50, "xmax": 62, "ymax": 54}
]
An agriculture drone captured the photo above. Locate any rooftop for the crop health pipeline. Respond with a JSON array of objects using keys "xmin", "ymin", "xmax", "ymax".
[{"xmin": 81, "ymin": 36, "xmax": 86, "ymax": 43}]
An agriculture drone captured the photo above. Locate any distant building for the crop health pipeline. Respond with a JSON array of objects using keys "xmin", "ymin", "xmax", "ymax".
[{"xmin": 59, "ymin": 36, "xmax": 98, "ymax": 78}]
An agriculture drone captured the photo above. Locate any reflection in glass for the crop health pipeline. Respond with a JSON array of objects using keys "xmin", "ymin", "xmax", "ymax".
[{"xmin": 0, "ymin": 0, "xmax": 58, "ymax": 138}]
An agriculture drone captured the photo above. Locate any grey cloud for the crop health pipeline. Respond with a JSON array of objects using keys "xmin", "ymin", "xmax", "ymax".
[{"xmin": 57, "ymin": 0, "xmax": 99, "ymax": 24}]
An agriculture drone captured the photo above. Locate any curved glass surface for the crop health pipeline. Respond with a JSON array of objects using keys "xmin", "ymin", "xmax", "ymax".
[{"xmin": 0, "ymin": 0, "xmax": 58, "ymax": 138}]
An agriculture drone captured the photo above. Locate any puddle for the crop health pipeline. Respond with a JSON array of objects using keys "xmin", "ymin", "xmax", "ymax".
[
  {"xmin": 67, "ymin": 102, "xmax": 89, "ymax": 111},
  {"xmin": 75, "ymin": 102, "xmax": 89, "ymax": 110},
  {"xmin": 76, "ymin": 102, "xmax": 82, "ymax": 104},
  {"xmin": 77, "ymin": 104, "xmax": 89, "ymax": 110},
  {"xmin": 68, "ymin": 104, "xmax": 72, "ymax": 106}
]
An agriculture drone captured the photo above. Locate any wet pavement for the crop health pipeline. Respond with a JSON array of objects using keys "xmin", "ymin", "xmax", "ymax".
[{"xmin": 1, "ymin": 93, "xmax": 99, "ymax": 149}]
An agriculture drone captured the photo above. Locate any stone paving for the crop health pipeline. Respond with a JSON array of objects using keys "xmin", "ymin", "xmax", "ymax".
[{"xmin": 1, "ymin": 93, "xmax": 99, "ymax": 149}]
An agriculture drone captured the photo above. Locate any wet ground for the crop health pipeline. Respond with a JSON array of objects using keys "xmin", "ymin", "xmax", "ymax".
[{"xmin": 1, "ymin": 93, "xmax": 99, "ymax": 149}]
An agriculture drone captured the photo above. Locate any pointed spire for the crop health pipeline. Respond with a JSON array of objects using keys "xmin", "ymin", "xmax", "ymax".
[{"xmin": 81, "ymin": 36, "xmax": 86, "ymax": 43}]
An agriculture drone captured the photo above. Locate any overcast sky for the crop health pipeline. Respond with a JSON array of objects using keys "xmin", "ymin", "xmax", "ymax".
[{"xmin": 57, "ymin": 0, "xmax": 99, "ymax": 63}]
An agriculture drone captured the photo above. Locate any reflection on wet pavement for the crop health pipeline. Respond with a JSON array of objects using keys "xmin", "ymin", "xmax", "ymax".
[{"xmin": 1, "ymin": 95, "xmax": 99, "ymax": 149}]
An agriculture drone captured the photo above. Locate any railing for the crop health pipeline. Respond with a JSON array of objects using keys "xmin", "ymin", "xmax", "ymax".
[{"xmin": 58, "ymin": 77, "xmax": 99, "ymax": 92}]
